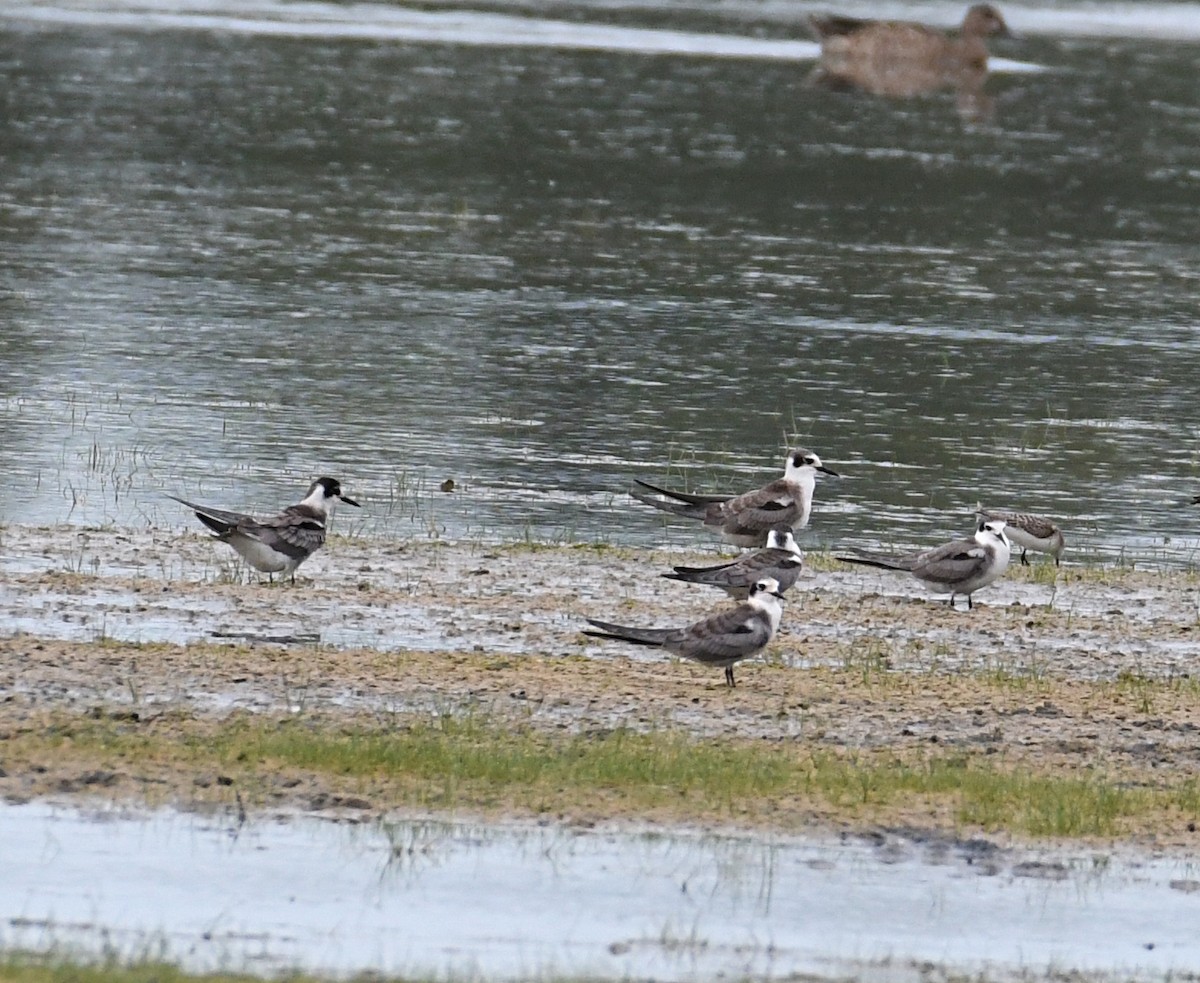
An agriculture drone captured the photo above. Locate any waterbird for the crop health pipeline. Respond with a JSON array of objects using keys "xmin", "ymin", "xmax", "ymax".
[
  {"xmin": 168, "ymin": 476, "xmax": 360, "ymax": 583},
  {"xmin": 837, "ymin": 519, "xmax": 1011, "ymax": 610},
  {"xmin": 662, "ymin": 527, "xmax": 804, "ymax": 599},
  {"xmin": 583, "ymin": 577, "xmax": 785, "ymax": 688},
  {"xmin": 975, "ymin": 508, "xmax": 1064, "ymax": 566},
  {"xmin": 807, "ymin": 3, "xmax": 1011, "ymax": 115},
  {"xmin": 630, "ymin": 447, "xmax": 839, "ymax": 548}
]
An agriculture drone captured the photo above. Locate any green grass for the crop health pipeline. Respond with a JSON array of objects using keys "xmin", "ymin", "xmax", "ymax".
[
  {"xmin": 803, "ymin": 751, "xmax": 1200, "ymax": 837},
  {"xmin": 39, "ymin": 711, "xmax": 1199, "ymax": 838},
  {"xmin": 204, "ymin": 715, "xmax": 796, "ymax": 813},
  {"xmin": 1109, "ymin": 669, "xmax": 1200, "ymax": 714}
]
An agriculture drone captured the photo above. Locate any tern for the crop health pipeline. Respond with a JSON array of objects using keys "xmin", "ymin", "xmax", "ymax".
[
  {"xmin": 662, "ymin": 527, "xmax": 804, "ymax": 599},
  {"xmin": 837, "ymin": 519, "xmax": 1011, "ymax": 610},
  {"xmin": 630, "ymin": 448, "xmax": 839, "ymax": 547},
  {"xmin": 169, "ymin": 476, "xmax": 360, "ymax": 583},
  {"xmin": 975, "ymin": 508, "xmax": 1064, "ymax": 566},
  {"xmin": 583, "ymin": 577, "xmax": 785, "ymax": 687}
]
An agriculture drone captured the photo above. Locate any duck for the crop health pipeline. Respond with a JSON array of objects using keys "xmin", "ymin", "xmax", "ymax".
[{"xmin": 807, "ymin": 4, "xmax": 1011, "ymax": 112}]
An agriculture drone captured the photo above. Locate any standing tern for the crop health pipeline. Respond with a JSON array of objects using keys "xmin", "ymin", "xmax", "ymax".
[
  {"xmin": 662, "ymin": 527, "xmax": 804, "ymax": 599},
  {"xmin": 169, "ymin": 476, "xmax": 360, "ymax": 583},
  {"xmin": 583, "ymin": 577, "xmax": 785, "ymax": 687},
  {"xmin": 975, "ymin": 508, "xmax": 1064, "ymax": 566},
  {"xmin": 630, "ymin": 447, "xmax": 839, "ymax": 547},
  {"xmin": 837, "ymin": 519, "xmax": 1011, "ymax": 610}
]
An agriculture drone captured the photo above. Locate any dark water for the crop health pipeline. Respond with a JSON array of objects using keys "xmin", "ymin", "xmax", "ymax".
[{"xmin": 2, "ymin": 1, "xmax": 1200, "ymax": 562}]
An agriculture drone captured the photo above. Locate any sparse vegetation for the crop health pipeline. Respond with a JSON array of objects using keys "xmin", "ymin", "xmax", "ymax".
[
  {"xmin": 4, "ymin": 527, "xmax": 1200, "ymax": 844},
  {"xmin": 10, "ymin": 697, "xmax": 1200, "ymax": 840},
  {"xmin": 0, "ymin": 954, "xmax": 431, "ymax": 983}
]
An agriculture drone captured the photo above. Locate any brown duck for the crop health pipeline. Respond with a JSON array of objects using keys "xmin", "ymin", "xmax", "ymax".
[{"xmin": 808, "ymin": 4, "xmax": 1011, "ymax": 108}]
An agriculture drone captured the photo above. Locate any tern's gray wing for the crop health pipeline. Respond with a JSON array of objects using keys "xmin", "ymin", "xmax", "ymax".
[
  {"xmin": 667, "ymin": 548, "xmax": 802, "ymax": 595},
  {"xmin": 752, "ymin": 551, "xmax": 804, "ymax": 592},
  {"xmin": 251, "ymin": 504, "xmax": 327, "ymax": 560},
  {"xmin": 713, "ymin": 480, "xmax": 799, "ymax": 536},
  {"xmin": 910, "ymin": 538, "xmax": 990, "ymax": 586},
  {"xmin": 665, "ymin": 604, "xmax": 774, "ymax": 666}
]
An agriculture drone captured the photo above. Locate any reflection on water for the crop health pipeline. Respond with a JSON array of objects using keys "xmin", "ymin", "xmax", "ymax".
[
  {"xmin": 1, "ymin": 1, "xmax": 1200, "ymax": 564},
  {"xmin": 4, "ymin": 801, "xmax": 1200, "ymax": 980}
]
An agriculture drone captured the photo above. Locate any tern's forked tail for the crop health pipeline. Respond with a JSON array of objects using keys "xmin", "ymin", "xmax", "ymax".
[
  {"xmin": 582, "ymin": 619, "xmax": 674, "ymax": 647},
  {"xmin": 836, "ymin": 549, "xmax": 918, "ymax": 572}
]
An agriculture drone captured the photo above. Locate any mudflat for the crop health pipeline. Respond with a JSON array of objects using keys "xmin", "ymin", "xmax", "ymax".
[{"xmin": 2, "ymin": 524, "xmax": 1199, "ymax": 841}]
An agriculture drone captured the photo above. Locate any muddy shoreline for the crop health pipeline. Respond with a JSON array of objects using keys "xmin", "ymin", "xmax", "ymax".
[{"xmin": 2, "ymin": 523, "xmax": 1200, "ymax": 842}]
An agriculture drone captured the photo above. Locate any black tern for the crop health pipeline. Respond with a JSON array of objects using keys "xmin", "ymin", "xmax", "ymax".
[
  {"xmin": 630, "ymin": 447, "xmax": 839, "ymax": 548},
  {"xmin": 169, "ymin": 476, "xmax": 360, "ymax": 583},
  {"xmin": 976, "ymin": 508, "xmax": 1064, "ymax": 566},
  {"xmin": 837, "ymin": 519, "xmax": 1011, "ymax": 610},
  {"xmin": 583, "ymin": 577, "xmax": 785, "ymax": 687},
  {"xmin": 662, "ymin": 527, "xmax": 804, "ymax": 599}
]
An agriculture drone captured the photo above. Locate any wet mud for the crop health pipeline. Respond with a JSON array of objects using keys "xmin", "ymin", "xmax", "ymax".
[{"xmin": 2, "ymin": 524, "xmax": 1199, "ymax": 837}]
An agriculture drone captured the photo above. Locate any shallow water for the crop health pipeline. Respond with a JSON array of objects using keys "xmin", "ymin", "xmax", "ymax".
[
  {"xmin": 2, "ymin": 0, "xmax": 1200, "ymax": 566},
  {"xmin": 4, "ymin": 800, "xmax": 1200, "ymax": 982},
  {"xmin": 4, "ymin": 525, "xmax": 1199, "ymax": 698}
]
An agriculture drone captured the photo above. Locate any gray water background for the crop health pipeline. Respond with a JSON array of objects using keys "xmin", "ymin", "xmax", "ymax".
[
  {"xmin": 3, "ymin": 1, "xmax": 1200, "ymax": 562},
  {"xmin": 6, "ymin": 800, "xmax": 1200, "ymax": 981}
]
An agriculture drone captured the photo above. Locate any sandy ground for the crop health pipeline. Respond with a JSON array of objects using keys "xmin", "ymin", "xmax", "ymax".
[{"xmin": 2, "ymin": 523, "xmax": 1200, "ymax": 837}]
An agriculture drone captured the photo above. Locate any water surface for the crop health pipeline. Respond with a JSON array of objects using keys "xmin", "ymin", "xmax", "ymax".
[
  {"xmin": 5, "ymin": 801, "xmax": 1200, "ymax": 981},
  {"xmin": 2, "ymin": 0, "xmax": 1200, "ymax": 563}
]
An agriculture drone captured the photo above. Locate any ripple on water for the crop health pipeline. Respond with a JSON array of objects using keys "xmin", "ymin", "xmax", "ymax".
[{"xmin": 4, "ymin": 800, "xmax": 1200, "ymax": 981}]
